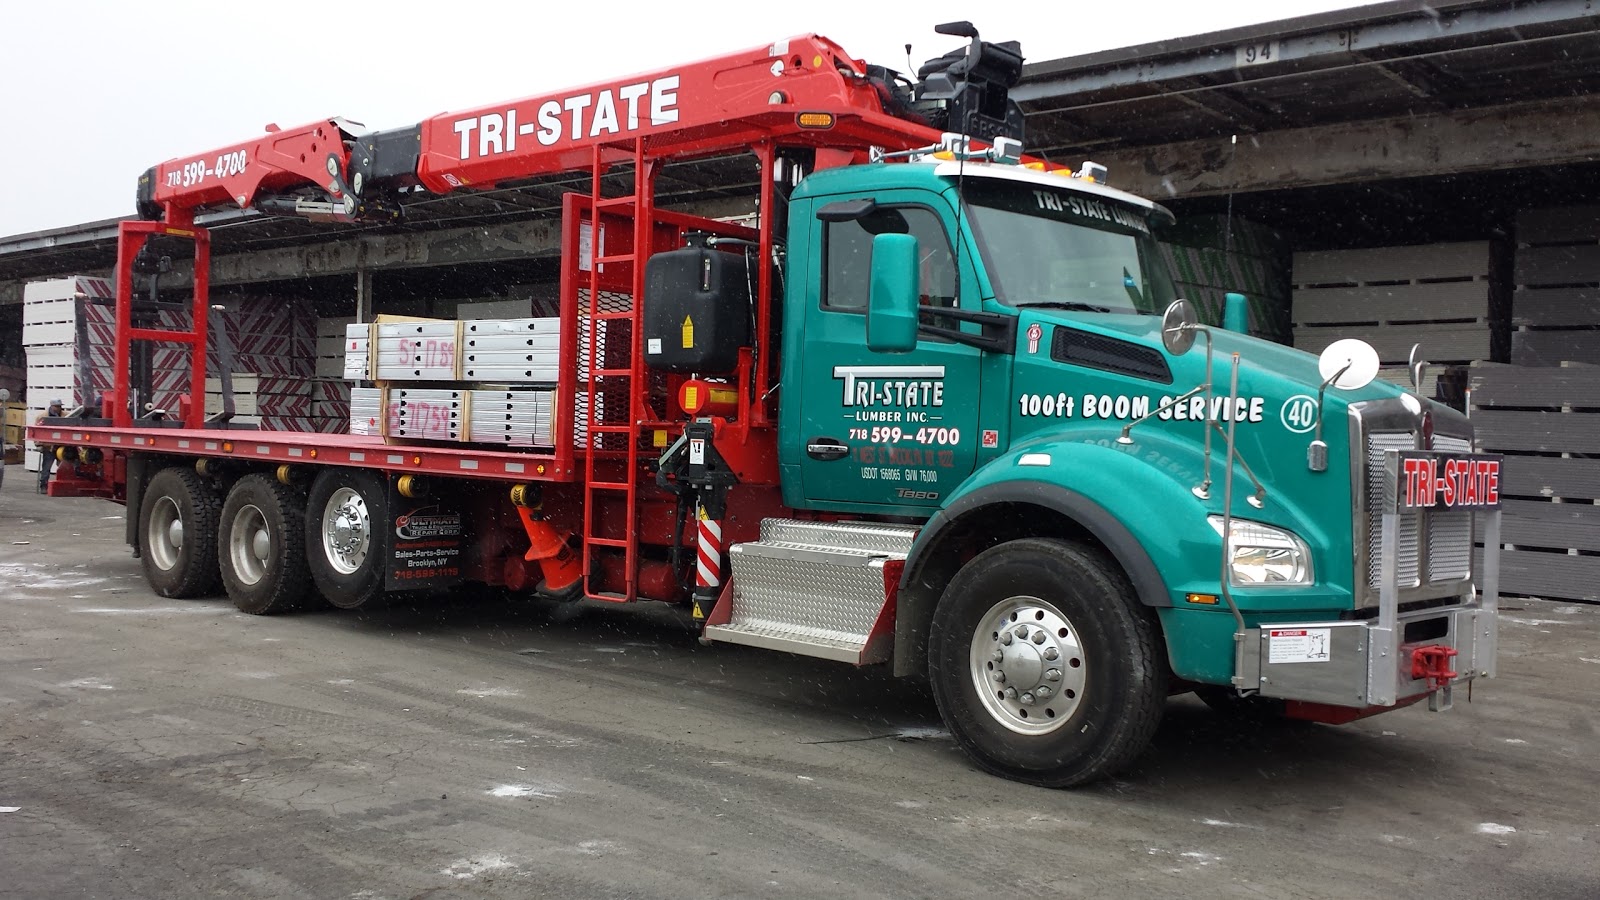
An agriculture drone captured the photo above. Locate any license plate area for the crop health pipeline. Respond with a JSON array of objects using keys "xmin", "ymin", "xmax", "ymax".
[{"xmin": 1237, "ymin": 621, "xmax": 1370, "ymax": 707}]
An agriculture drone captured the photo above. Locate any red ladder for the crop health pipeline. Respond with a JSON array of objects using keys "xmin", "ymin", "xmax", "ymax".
[{"xmin": 580, "ymin": 140, "xmax": 656, "ymax": 601}]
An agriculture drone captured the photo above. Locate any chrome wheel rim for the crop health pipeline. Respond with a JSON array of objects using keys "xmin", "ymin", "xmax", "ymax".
[
  {"xmin": 970, "ymin": 595, "xmax": 1087, "ymax": 736},
  {"xmin": 321, "ymin": 487, "xmax": 370, "ymax": 575},
  {"xmin": 146, "ymin": 496, "xmax": 183, "ymax": 572},
  {"xmin": 229, "ymin": 504, "xmax": 271, "ymax": 586}
]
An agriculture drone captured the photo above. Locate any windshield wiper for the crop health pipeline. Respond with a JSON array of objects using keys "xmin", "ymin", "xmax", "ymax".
[{"xmin": 1024, "ymin": 300, "xmax": 1117, "ymax": 313}]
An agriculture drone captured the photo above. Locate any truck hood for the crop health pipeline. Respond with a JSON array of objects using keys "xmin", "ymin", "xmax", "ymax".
[{"xmin": 1030, "ymin": 309, "xmax": 1403, "ymax": 408}]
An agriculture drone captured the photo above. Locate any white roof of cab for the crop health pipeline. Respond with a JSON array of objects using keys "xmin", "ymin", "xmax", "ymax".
[{"xmin": 930, "ymin": 159, "xmax": 1160, "ymax": 212}]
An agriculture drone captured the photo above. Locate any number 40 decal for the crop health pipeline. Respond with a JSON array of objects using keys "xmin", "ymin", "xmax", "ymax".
[{"xmin": 1281, "ymin": 395, "xmax": 1318, "ymax": 434}]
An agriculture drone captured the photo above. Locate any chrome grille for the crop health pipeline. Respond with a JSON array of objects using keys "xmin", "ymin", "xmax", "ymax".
[
  {"xmin": 1357, "ymin": 412, "xmax": 1476, "ymax": 601},
  {"xmin": 1429, "ymin": 510, "xmax": 1474, "ymax": 581},
  {"xmin": 1366, "ymin": 431, "xmax": 1421, "ymax": 588},
  {"xmin": 1428, "ymin": 434, "xmax": 1475, "ymax": 582}
]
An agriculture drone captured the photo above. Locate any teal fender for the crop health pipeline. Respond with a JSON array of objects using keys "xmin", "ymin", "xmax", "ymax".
[{"xmin": 891, "ymin": 431, "xmax": 1342, "ymax": 681}]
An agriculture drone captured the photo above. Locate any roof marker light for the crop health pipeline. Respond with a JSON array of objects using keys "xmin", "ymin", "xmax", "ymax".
[{"xmin": 989, "ymin": 136, "xmax": 1023, "ymax": 165}]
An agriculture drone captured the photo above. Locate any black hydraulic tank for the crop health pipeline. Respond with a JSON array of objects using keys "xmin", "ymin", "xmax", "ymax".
[{"xmin": 642, "ymin": 241, "xmax": 751, "ymax": 374}]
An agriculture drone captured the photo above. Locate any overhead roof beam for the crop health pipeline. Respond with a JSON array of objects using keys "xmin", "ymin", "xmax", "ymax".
[
  {"xmin": 0, "ymin": 192, "xmax": 759, "ymax": 300},
  {"xmin": 161, "ymin": 217, "xmax": 564, "ymax": 288},
  {"xmin": 1365, "ymin": 59, "xmax": 1437, "ymax": 99},
  {"xmin": 1085, "ymin": 94, "xmax": 1600, "ymax": 199},
  {"xmin": 1014, "ymin": 0, "xmax": 1599, "ymax": 104}
]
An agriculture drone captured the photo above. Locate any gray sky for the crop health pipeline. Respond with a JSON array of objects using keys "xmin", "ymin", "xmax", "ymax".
[{"xmin": 0, "ymin": 0, "xmax": 1379, "ymax": 237}]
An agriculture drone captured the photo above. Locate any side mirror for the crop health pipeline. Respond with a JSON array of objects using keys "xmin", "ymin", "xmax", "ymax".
[
  {"xmin": 1306, "ymin": 338, "xmax": 1380, "ymax": 472},
  {"xmin": 1160, "ymin": 299, "xmax": 1199, "ymax": 356},
  {"xmin": 1222, "ymin": 292, "xmax": 1249, "ymax": 334},
  {"xmin": 1317, "ymin": 338, "xmax": 1380, "ymax": 391},
  {"xmin": 866, "ymin": 233, "xmax": 920, "ymax": 353}
]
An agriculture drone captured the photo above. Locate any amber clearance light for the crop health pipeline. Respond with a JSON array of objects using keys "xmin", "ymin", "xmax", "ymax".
[{"xmin": 796, "ymin": 112, "xmax": 835, "ymax": 129}]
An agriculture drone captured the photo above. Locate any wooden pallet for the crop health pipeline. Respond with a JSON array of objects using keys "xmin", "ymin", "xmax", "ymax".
[
  {"xmin": 1469, "ymin": 362, "xmax": 1600, "ymax": 604},
  {"xmin": 1291, "ymin": 241, "xmax": 1504, "ymax": 365},
  {"xmin": 1510, "ymin": 206, "xmax": 1600, "ymax": 366}
]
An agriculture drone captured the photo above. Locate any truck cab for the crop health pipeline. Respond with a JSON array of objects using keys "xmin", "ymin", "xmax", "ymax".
[{"xmin": 734, "ymin": 149, "xmax": 1502, "ymax": 785}]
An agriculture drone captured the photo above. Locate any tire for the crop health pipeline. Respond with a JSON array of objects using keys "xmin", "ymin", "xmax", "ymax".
[
  {"xmin": 305, "ymin": 468, "xmax": 388, "ymax": 610},
  {"xmin": 138, "ymin": 466, "xmax": 222, "ymax": 598},
  {"xmin": 219, "ymin": 474, "xmax": 312, "ymax": 615},
  {"xmin": 928, "ymin": 538, "xmax": 1166, "ymax": 787}
]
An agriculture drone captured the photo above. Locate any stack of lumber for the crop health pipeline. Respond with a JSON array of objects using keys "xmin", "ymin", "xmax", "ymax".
[
  {"xmin": 1511, "ymin": 206, "xmax": 1600, "ymax": 366},
  {"xmin": 345, "ymin": 317, "xmax": 558, "ymax": 448},
  {"xmin": 1470, "ymin": 363, "xmax": 1600, "ymax": 603},
  {"xmin": 1292, "ymin": 241, "xmax": 1502, "ymax": 366}
]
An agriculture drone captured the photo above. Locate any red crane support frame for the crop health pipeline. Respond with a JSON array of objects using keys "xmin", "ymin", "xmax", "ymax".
[
  {"xmin": 99, "ymin": 33, "xmax": 1004, "ymax": 596},
  {"xmin": 114, "ymin": 34, "xmax": 964, "ymax": 438},
  {"xmin": 111, "ymin": 216, "xmax": 211, "ymax": 430}
]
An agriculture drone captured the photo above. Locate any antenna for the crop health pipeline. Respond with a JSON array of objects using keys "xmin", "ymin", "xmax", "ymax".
[{"xmin": 945, "ymin": 24, "xmax": 980, "ymax": 322}]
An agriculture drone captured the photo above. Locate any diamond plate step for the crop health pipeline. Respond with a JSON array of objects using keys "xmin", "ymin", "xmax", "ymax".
[
  {"xmin": 705, "ymin": 523, "xmax": 916, "ymax": 664},
  {"xmin": 757, "ymin": 518, "xmax": 917, "ymax": 557}
]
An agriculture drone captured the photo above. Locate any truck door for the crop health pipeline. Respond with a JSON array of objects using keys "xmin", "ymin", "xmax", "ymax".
[{"xmin": 796, "ymin": 193, "xmax": 982, "ymax": 510}]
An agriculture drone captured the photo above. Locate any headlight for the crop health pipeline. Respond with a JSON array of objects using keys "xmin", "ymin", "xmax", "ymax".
[{"xmin": 1207, "ymin": 516, "xmax": 1313, "ymax": 586}]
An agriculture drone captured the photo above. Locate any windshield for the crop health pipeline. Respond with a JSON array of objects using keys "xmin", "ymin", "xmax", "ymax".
[{"xmin": 963, "ymin": 181, "xmax": 1176, "ymax": 315}]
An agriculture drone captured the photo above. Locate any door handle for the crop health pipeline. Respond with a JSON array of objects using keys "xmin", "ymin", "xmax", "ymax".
[{"xmin": 806, "ymin": 438, "xmax": 851, "ymax": 461}]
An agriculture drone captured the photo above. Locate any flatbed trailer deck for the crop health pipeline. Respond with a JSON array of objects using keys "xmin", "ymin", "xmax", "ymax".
[{"xmin": 34, "ymin": 424, "xmax": 567, "ymax": 491}]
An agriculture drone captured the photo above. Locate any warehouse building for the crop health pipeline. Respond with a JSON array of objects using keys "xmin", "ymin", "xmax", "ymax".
[{"xmin": 2, "ymin": 0, "xmax": 1596, "ymax": 601}]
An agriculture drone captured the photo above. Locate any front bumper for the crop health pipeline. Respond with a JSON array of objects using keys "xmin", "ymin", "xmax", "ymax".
[
  {"xmin": 1235, "ymin": 484, "xmax": 1502, "ymax": 711},
  {"xmin": 1234, "ymin": 597, "xmax": 1497, "ymax": 708}
]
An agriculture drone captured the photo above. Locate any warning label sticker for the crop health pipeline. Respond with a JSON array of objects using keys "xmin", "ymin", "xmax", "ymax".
[{"xmin": 1267, "ymin": 627, "xmax": 1332, "ymax": 664}]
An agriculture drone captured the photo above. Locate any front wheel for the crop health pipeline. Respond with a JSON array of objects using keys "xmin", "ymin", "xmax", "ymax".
[{"xmin": 928, "ymin": 538, "xmax": 1166, "ymax": 787}]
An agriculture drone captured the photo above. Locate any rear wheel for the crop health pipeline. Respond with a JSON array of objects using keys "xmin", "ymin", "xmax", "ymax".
[
  {"xmin": 138, "ymin": 466, "xmax": 221, "ymax": 598},
  {"xmin": 929, "ymin": 538, "xmax": 1166, "ymax": 787},
  {"xmin": 306, "ymin": 468, "xmax": 388, "ymax": 609},
  {"xmin": 219, "ymin": 474, "xmax": 312, "ymax": 615}
]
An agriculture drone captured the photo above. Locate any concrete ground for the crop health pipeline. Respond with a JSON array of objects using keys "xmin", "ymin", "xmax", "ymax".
[{"xmin": 1, "ymin": 470, "xmax": 1596, "ymax": 900}]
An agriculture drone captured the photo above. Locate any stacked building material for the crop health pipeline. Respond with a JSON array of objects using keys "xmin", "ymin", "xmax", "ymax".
[
  {"xmin": 204, "ymin": 374, "xmax": 262, "ymax": 425},
  {"xmin": 310, "ymin": 379, "xmax": 352, "ymax": 433},
  {"xmin": 350, "ymin": 387, "xmax": 382, "ymax": 436},
  {"xmin": 458, "ymin": 318, "xmax": 562, "ymax": 382},
  {"xmin": 346, "ymin": 316, "xmax": 559, "ymax": 448},
  {"xmin": 1291, "ymin": 241, "xmax": 1502, "ymax": 366},
  {"xmin": 467, "ymin": 390, "xmax": 556, "ymax": 446},
  {"xmin": 1470, "ymin": 363, "xmax": 1600, "ymax": 603},
  {"xmin": 343, "ymin": 323, "xmax": 370, "ymax": 381},
  {"xmin": 2, "ymin": 401, "xmax": 25, "ymax": 464},
  {"xmin": 21, "ymin": 277, "xmax": 110, "ymax": 470},
  {"xmin": 315, "ymin": 317, "xmax": 355, "ymax": 377},
  {"xmin": 1511, "ymin": 206, "xmax": 1600, "ymax": 366},
  {"xmin": 20, "ymin": 276, "xmax": 317, "ymax": 463}
]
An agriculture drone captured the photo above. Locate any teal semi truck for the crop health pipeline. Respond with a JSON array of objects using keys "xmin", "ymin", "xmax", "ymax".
[{"xmin": 33, "ymin": 24, "xmax": 1503, "ymax": 786}]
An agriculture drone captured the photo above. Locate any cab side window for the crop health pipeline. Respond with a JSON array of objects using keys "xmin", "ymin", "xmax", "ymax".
[{"xmin": 823, "ymin": 206, "xmax": 957, "ymax": 311}]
